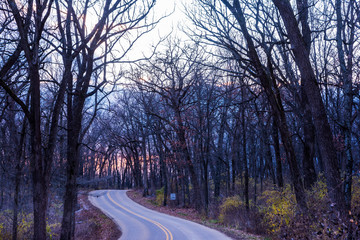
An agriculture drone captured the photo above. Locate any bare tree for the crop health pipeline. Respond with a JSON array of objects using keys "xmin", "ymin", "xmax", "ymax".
[
  {"xmin": 188, "ymin": 0, "xmax": 307, "ymax": 211},
  {"xmin": 272, "ymin": 0, "xmax": 346, "ymax": 214},
  {"xmin": 51, "ymin": 0, "xmax": 157, "ymax": 238},
  {"xmin": 3, "ymin": 1, "xmax": 59, "ymax": 238},
  {"xmin": 132, "ymin": 39, "xmax": 205, "ymax": 210}
]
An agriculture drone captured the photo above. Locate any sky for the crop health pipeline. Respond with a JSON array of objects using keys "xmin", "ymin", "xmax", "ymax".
[{"xmin": 128, "ymin": 0, "xmax": 188, "ymax": 60}]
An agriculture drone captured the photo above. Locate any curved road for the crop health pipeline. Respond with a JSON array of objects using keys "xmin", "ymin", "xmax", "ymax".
[{"xmin": 89, "ymin": 190, "xmax": 232, "ymax": 240}]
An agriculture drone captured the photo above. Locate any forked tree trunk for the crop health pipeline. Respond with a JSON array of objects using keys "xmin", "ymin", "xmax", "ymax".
[
  {"xmin": 220, "ymin": 0, "xmax": 308, "ymax": 212},
  {"xmin": 272, "ymin": 0, "xmax": 346, "ymax": 214}
]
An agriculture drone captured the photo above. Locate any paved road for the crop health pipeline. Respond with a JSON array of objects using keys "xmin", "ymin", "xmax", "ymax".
[{"xmin": 89, "ymin": 190, "xmax": 232, "ymax": 240}]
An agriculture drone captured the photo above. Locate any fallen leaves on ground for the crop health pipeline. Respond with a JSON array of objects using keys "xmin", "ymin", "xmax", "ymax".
[{"xmin": 75, "ymin": 190, "xmax": 121, "ymax": 240}]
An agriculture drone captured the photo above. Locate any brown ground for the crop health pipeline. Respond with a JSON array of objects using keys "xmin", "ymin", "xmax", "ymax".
[
  {"xmin": 74, "ymin": 191, "xmax": 121, "ymax": 240},
  {"xmin": 126, "ymin": 189, "xmax": 263, "ymax": 240}
]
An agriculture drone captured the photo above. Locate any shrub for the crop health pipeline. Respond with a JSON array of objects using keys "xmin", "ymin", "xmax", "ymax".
[
  {"xmin": 0, "ymin": 210, "xmax": 62, "ymax": 240},
  {"xmin": 0, "ymin": 210, "xmax": 11, "ymax": 239},
  {"xmin": 258, "ymin": 177, "xmax": 359, "ymax": 239},
  {"xmin": 0, "ymin": 210, "xmax": 34, "ymax": 239},
  {"xmin": 47, "ymin": 223, "xmax": 60, "ymax": 240},
  {"xmin": 18, "ymin": 212, "xmax": 33, "ymax": 238},
  {"xmin": 155, "ymin": 187, "xmax": 165, "ymax": 206},
  {"xmin": 219, "ymin": 195, "xmax": 264, "ymax": 234},
  {"xmin": 259, "ymin": 185, "xmax": 296, "ymax": 235},
  {"xmin": 0, "ymin": 222, "xmax": 11, "ymax": 240},
  {"xmin": 216, "ymin": 177, "xmax": 360, "ymax": 239},
  {"xmin": 219, "ymin": 195, "xmax": 243, "ymax": 225}
]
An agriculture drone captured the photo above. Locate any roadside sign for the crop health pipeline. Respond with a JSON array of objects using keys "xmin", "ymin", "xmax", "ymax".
[{"xmin": 170, "ymin": 193, "xmax": 176, "ymax": 200}]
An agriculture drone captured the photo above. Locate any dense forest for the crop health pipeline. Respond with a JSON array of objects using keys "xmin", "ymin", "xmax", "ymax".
[{"xmin": 0, "ymin": 0, "xmax": 359, "ymax": 239}]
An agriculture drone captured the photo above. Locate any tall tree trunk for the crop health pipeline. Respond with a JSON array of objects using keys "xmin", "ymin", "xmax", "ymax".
[
  {"xmin": 142, "ymin": 131, "xmax": 148, "ymax": 197},
  {"xmin": 5, "ymin": 1, "xmax": 54, "ymax": 237},
  {"xmin": 297, "ymin": 0, "xmax": 317, "ymax": 189},
  {"xmin": 203, "ymin": 158, "xmax": 209, "ymax": 214},
  {"xmin": 242, "ymin": 107, "xmax": 249, "ymax": 210},
  {"xmin": 250, "ymin": 133, "xmax": 257, "ymax": 204},
  {"xmin": 148, "ymin": 139, "xmax": 156, "ymax": 196},
  {"xmin": 29, "ymin": 63, "xmax": 48, "ymax": 240},
  {"xmin": 302, "ymin": 97, "xmax": 317, "ymax": 190},
  {"xmin": 335, "ymin": 0, "xmax": 355, "ymax": 212},
  {"xmin": 60, "ymin": 81, "xmax": 83, "ymax": 240},
  {"xmin": 60, "ymin": 49, "xmax": 93, "ymax": 239},
  {"xmin": 272, "ymin": 0, "xmax": 346, "ymax": 214},
  {"xmin": 155, "ymin": 131, "xmax": 168, "ymax": 206},
  {"xmin": 221, "ymin": 0, "xmax": 307, "ymax": 212},
  {"xmin": 12, "ymin": 115, "xmax": 27, "ymax": 240},
  {"xmin": 231, "ymin": 115, "xmax": 241, "ymax": 194},
  {"xmin": 265, "ymin": 133, "xmax": 276, "ymax": 185},
  {"xmin": 175, "ymin": 110, "xmax": 201, "ymax": 210},
  {"xmin": 60, "ymin": 147, "xmax": 79, "ymax": 240},
  {"xmin": 272, "ymin": 117, "xmax": 283, "ymax": 188},
  {"xmin": 133, "ymin": 147, "xmax": 142, "ymax": 188},
  {"xmin": 214, "ymin": 107, "xmax": 227, "ymax": 198}
]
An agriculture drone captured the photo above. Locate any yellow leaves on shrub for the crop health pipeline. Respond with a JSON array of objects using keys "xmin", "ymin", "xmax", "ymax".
[
  {"xmin": 0, "ymin": 211, "xmax": 34, "ymax": 239},
  {"xmin": 47, "ymin": 223, "xmax": 60, "ymax": 240},
  {"xmin": 351, "ymin": 176, "xmax": 360, "ymax": 207},
  {"xmin": 19, "ymin": 213, "xmax": 33, "ymax": 234},
  {"xmin": 0, "ymin": 223, "xmax": 4, "ymax": 237},
  {"xmin": 219, "ymin": 195, "xmax": 243, "ymax": 224},
  {"xmin": 155, "ymin": 187, "xmax": 165, "ymax": 206},
  {"xmin": 309, "ymin": 176, "xmax": 327, "ymax": 201},
  {"xmin": 259, "ymin": 185, "xmax": 296, "ymax": 234}
]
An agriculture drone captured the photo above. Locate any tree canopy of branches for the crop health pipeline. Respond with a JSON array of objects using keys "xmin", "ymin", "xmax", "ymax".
[
  {"xmin": 0, "ymin": 0, "xmax": 360, "ymax": 239},
  {"xmin": 0, "ymin": 0, "xmax": 156, "ymax": 239}
]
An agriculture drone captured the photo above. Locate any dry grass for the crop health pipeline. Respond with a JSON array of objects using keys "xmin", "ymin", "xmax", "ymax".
[{"xmin": 75, "ymin": 191, "xmax": 121, "ymax": 240}]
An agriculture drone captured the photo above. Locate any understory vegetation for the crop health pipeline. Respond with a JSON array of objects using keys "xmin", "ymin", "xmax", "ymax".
[
  {"xmin": 143, "ymin": 177, "xmax": 360, "ymax": 239},
  {"xmin": 217, "ymin": 177, "xmax": 360, "ymax": 239},
  {"xmin": 0, "ymin": 191, "xmax": 120, "ymax": 240}
]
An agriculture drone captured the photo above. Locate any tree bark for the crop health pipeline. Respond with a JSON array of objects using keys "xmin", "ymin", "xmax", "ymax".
[
  {"xmin": 28, "ymin": 62, "xmax": 48, "ymax": 240},
  {"xmin": 272, "ymin": 0, "xmax": 346, "ymax": 214},
  {"xmin": 154, "ymin": 130, "xmax": 168, "ymax": 206},
  {"xmin": 142, "ymin": 130, "xmax": 149, "ymax": 197},
  {"xmin": 272, "ymin": 118, "xmax": 283, "ymax": 188},
  {"xmin": 11, "ymin": 112, "xmax": 27, "ymax": 240},
  {"xmin": 297, "ymin": 0, "xmax": 317, "ymax": 189},
  {"xmin": 175, "ymin": 110, "xmax": 201, "ymax": 210},
  {"xmin": 335, "ymin": 0, "xmax": 355, "ymax": 212},
  {"xmin": 242, "ymin": 105, "xmax": 249, "ymax": 210},
  {"xmin": 302, "ymin": 92, "xmax": 317, "ymax": 190},
  {"xmin": 221, "ymin": 0, "xmax": 307, "ymax": 212},
  {"xmin": 214, "ymin": 106, "xmax": 227, "ymax": 198}
]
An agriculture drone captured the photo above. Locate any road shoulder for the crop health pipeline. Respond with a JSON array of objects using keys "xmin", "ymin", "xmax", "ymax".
[
  {"xmin": 126, "ymin": 189, "xmax": 263, "ymax": 240},
  {"xmin": 79, "ymin": 190, "xmax": 121, "ymax": 240}
]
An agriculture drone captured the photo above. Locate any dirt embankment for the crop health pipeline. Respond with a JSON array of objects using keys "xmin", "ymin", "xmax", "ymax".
[{"xmin": 75, "ymin": 191, "xmax": 121, "ymax": 240}]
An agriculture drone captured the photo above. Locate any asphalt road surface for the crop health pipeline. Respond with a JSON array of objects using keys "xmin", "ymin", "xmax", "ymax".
[{"xmin": 89, "ymin": 190, "xmax": 232, "ymax": 240}]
